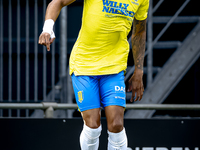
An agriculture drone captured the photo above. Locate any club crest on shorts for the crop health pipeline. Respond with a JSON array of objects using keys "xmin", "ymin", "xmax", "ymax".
[{"xmin": 78, "ymin": 91, "xmax": 83, "ymax": 103}]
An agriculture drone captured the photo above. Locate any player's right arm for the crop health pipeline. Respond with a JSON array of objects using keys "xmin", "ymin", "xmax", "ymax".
[{"xmin": 38, "ymin": 0, "xmax": 75, "ymax": 51}]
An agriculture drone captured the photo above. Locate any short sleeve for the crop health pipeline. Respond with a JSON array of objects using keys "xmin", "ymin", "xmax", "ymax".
[{"xmin": 134, "ymin": 0, "xmax": 149, "ymax": 20}]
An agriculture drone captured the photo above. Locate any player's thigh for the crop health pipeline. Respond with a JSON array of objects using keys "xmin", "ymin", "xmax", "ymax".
[
  {"xmin": 71, "ymin": 74, "xmax": 101, "ymax": 112},
  {"xmin": 104, "ymin": 105, "xmax": 124, "ymax": 132},
  {"xmin": 81, "ymin": 108, "xmax": 101, "ymax": 128}
]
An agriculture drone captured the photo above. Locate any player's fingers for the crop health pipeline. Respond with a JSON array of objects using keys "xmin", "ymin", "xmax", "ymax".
[
  {"xmin": 134, "ymin": 90, "xmax": 139, "ymax": 102},
  {"xmin": 139, "ymin": 87, "xmax": 143, "ymax": 101},
  {"xmin": 38, "ymin": 36, "xmax": 41, "ymax": 44},
  {"xmin": 130, "ymin": 90, "xmax": 135, "ymax": 102},
  {"xmin": 134, "ymin": 86, "xmax": 141, "ymax": 101},
  {"xmin": 131, "ymin": 85, "xmax": 137, "ymax": 102},
  {"xmin": 128, "ymin": 83, "xmax": 132, "ymax": 92},
  {"xmin": 38, "ymin": 34, "xmax": 42, "ymax": 44},
  {"xmin": 39, "ymin": 35, "xmax": 46, "ymax": 46},
  {"xmin": 45, "ymin": 35, "xmax": 50, "ymax": 51},
  {"xmin": 139, "ymin": 83, "xmax": 144, "ymax": 101},
  {"xmin": 127, "ymin": 78, "xmax": 132, "ymax": 92}
]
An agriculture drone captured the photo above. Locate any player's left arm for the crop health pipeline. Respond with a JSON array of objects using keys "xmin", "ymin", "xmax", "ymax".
[{"xmin": 128, "ymin": 18, "xmax": 146, "ymax": 102}]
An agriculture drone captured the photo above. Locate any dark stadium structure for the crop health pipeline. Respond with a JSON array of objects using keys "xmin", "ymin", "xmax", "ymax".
[
  {"xmin": 0, "ymin": 0, "xmax": 200, "ymax": 150},
  {"xmin": 0, "ymin": 0, "xmax": 200, "ymax": 118}
]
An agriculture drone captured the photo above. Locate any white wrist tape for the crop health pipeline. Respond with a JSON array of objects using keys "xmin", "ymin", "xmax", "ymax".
[{"xmin": 42, "ymin": 19, "xmax": 55, "ymax": 39}]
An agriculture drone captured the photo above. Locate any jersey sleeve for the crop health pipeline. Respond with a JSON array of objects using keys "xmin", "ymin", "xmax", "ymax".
[{"xmin": 134, "ymin": 0, "xmax": 149, "ymax": 20}]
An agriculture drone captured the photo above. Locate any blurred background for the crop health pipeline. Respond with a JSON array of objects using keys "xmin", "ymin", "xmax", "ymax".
[{"xmin": 0, "ymin": 0, "xmax": 200, "ymax": 119}]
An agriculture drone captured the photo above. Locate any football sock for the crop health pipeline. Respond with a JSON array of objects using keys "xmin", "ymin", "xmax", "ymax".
[
  {"xmin": 80, "ymin": 124, "xmax": 102, "ymax": 150},
  {"xmin": 108, "ymin": 128, "xmax": 127, "ymax": 150}
]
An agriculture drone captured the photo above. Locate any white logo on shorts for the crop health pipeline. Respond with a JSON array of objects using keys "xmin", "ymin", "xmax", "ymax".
[
  {"xmin": 115, "ymin": 86, "xmax": 125, "ymax": 93},
  {"xmin": 115, "ymin": 96, "xmax": 125, "ymax": 100}
]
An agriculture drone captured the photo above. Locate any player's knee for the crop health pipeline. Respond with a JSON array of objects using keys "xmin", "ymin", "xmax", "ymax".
[
  {"xmin": 108, "ymin": 119, "xmax": 123, "ymax": 133},
  {"xmin": 85, "ymin": 116, "xmax": 101, "ymax": 129},
  {"xmin": 87, "ymin": 121, "xmax": 100, "ymax": 129},
  {"xmin": 82, "ymin": 108, "xmax": 101, "ymax": 129}
]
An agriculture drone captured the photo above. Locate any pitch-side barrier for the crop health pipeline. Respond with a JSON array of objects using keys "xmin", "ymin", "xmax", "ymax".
[{"xmin": 0, "ymin": 103, "xmax": 200, "ymax": 118}]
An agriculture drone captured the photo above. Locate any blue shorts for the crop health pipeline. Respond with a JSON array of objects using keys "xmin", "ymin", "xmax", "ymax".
[{"xmin": 71, "ymin": 71, "xmax": 126, "ymax": 112}]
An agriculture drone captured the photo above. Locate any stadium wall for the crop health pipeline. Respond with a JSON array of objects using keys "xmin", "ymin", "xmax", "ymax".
[{"xmin": 0, "ymin": 118, "xmax": 199, "ymax": 150}]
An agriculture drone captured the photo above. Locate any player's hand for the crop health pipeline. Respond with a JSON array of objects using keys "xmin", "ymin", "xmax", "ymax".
[
  {"xmin": 128, "ymin": 69, "xmax": 144, "ymax": 102},
  {"xmin": 38, "ymin": 32, "xmax": 55, "ymax": 51}
]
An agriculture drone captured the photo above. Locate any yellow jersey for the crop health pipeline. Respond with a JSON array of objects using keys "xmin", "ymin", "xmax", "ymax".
[{"xmin": 69, "ymin": 0, "xmax": 149, "ymax": 75}]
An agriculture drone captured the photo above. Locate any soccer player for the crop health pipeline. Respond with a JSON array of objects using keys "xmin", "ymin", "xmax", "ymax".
[{"xmin": 38, "ymin": 0, "xmax": 149, "ymax": 149}]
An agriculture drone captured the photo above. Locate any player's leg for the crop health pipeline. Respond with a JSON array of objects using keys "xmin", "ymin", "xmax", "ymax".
[
  {"xmin": 105, "ymin": 105, "xmax": 124, "ymax": 133},
  {"xmin": 71, "ymin": 74, "xmax": 102, "ymax": 150},
  {"xmin": 100, "ymin": 71, "xmax": 127, "ymax": 150},
  {"xmin": 105, "ymin": 106, "xmax": 127, "ymax": 150},
  {"xmin": 80, "ymin": 108, "xmax": 102, "ymax": 150}
]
